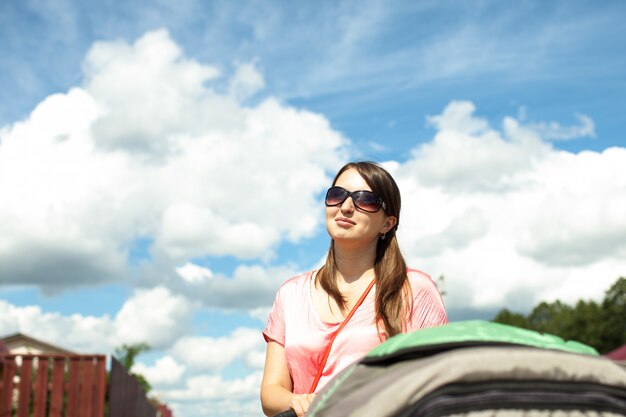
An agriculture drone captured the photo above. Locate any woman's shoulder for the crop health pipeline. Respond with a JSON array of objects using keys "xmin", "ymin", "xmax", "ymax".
[
  {"xmin": 406, "ymin": 267, "xmax": 438, "ymax": 290},
  {"xmin": 276, "ymin": 270, "xmax": 315, "ymax": 296},
  {"xmin": 406, "ymin": 267, "xmax": 433, "ymax": 281},
  {"xmin": 404, "ymin": 268, "xmax": 448, "ymax": 328}
]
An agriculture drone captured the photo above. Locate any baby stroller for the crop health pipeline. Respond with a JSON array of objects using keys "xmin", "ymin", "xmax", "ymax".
[{"xmin": 274, "ymin": 320, "xmax": 626, "ymax": 417}]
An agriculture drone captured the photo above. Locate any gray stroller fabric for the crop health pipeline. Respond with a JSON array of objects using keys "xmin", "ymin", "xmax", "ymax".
[{"xmin": 308, "ymin": 346, "xmax": 626, "ymax": 417}]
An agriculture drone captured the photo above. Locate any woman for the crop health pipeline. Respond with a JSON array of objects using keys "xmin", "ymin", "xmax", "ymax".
[{"xmin": 261, "ymin": 161, "xmax": 448, "ymax": 416}]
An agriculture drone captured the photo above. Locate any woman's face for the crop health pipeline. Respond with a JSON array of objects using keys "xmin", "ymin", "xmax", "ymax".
[{"xmin": 325, "ymin": 168, "xmax": 396, "ymax": 245}]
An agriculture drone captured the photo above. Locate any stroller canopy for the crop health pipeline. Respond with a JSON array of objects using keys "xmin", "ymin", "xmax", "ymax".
[{"xmin": 307, "ymin": 321, "xmax": 626, "ymax": 417}]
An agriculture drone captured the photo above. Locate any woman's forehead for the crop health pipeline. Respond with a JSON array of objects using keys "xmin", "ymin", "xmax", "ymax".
[{"xmin": 334, "ymin": 168, "xmax": 371, "ymax": 191}]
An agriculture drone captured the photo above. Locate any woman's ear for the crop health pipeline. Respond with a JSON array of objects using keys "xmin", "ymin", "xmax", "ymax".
[{"xmin": 382, "ymin": 215, "xmax": 397, "ymax": 234}]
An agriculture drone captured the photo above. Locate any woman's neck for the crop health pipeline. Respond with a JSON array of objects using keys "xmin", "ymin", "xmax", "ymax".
[{"xmin": 333, "ymin": 240, "xmax": 377, "ymax": 285}]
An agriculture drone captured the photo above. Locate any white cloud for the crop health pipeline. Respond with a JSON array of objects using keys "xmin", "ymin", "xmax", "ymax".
[
  {"xmin": 403, "ymin": 101, "xmax": 553, "ymax": 192},
  {"xmin": 85, "ymin": 29, "xmax": 222, "ymax": 157},
  {"xmin": 228, "ymin": 61, "xmax": 265, "ymax": 102},
  {"xmin": 160, "ymin": 372, "xmax": 264, "ymax": 417},
  {"xmin": 0, "ymin": 300, "xmax": 113, "ymax": 353},
  {"xmin": 176, "ymin": 262, "xmax": 213, "ymax": 283},
  {"xmin": 170, "ymin": 327, "xmax": 263, "ymax": 372},
  {"xmin": 244, "ymin": 349, "xmax": 267, "ymax": 370},
  {"xmin": 248, "ymin": 306, "xmax": 272, "ymax": 323},
  {"xmin": 132, "ymin": 355, "xmax": 186, "ymax": 387},
  {"xmin": 0, "ymin": 88, "xmax": 132, "ymax": 290},
  {"xmin": 151, "ymin": 327, "xmax": 266, "ymax": 417},
  {"xmin": 167, "ymin": 372, "xmax": 262, "ymax": 400},
  {"xmin": 426, "ymin": 100, "xmax": 490, "ymax": 135},
  {"xmin": 170, "ymin": 263, "xmax": 300, "ymax": 310},
  {"xmin": 0, "ymin": 286, "xmax": 192, "ymax": 352},
  {"xmin": 115, "ymin": 286, "xmax": 193, "ymax": 349},
  {"xmin": 409, "ymin": 207, "xmax": 488, "ymax": 257},
  {"xmin": 131, "ymin": 322, "xmax": 269, "ymax": 417},
  {"xmin": 0, "ymin": 29, "xmax": 348, "ymax": 290},
  {"xmin": 167, "ymin": 397, "xmax": 263, "ymax": 417},
  {"xmin": 394, "ymin": 101, "xmax": 626, "ymax": 314},
  {"xmin": 526, "ymin": 113, "xmax": 596, "ymax": 141}
]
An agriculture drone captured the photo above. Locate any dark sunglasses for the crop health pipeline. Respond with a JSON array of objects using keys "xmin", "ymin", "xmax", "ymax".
[{"xmin": 325, "ymin": 186, "xmax": 386, "ymax": 213}]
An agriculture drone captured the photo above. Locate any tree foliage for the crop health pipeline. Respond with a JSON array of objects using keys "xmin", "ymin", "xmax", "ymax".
[{"xmin": 493, "ymin": 277, "xmax": 626, "ymax": 354}]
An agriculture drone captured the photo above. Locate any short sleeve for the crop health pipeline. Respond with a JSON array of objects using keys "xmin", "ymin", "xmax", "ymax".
[
  {"xmin": 262, "ymin": 284, "xmax": 287, "ymax": 345},
  {"xmin": 406, "ymin": 270, "xmax": 448, "ymax": 332}
]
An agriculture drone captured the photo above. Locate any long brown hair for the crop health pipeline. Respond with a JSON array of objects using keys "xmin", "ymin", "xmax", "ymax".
[{"xmin": 316, "ymin": 161, "xmax": 409, "ymax": 337}]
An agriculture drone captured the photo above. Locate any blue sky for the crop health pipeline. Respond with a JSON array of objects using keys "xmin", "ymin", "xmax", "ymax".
[{"xmin": 1, "ymin": 1, "xmax": 626, "ymax": 416}]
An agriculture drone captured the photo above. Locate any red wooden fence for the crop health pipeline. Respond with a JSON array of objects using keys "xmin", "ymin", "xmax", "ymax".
[
  {"xmin": 157, "ymin": 404, "xmax": 173, "ymax": 417},
  {"xmin": 0, "ymin": 354, "xmax": 106, "ymax": 417}
]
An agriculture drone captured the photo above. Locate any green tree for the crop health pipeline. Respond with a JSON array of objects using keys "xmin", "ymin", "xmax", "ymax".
[
  {"xmin": 527, "ymin": 301, "xmax": 573, "ymax": 335},
  {"xmin": 492, "ymin": 277, "xmax": 626, "ymax": 354},
  {"xmin": 493, "ymin": 308, "xmax": 528, "ymax": 328},
  {"xmin": 113, "ymin": 343, "xmax": 152, "ymax": 393},
  {"xmin": 598, "ymin": 277, "xmax": 626, "ymax": 353},
  {"xmin": 565, "ymin": 299, "xmax": 603, "ymax": 349}
]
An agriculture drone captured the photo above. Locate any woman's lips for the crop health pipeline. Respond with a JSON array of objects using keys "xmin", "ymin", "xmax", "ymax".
[{"xmin": 335, "ymin": 217, "xmax": 356, "ymax": 226}]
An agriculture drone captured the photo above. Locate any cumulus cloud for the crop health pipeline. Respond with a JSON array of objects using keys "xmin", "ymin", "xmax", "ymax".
[
  {"xmin": 136, "ymin": 260, "xmax": 297, "ymax": 311},
  {"xmin": 0, "ymin": 88, "xmax": 131, "ymax": 290},
  {"xmin": 248, "ymin": 306, "xmax": 272, "ymax": 323},
  {"xmin": 170, "ymin": 327, "xmax": 263, "ymax": 372},
  {"xmin": 228, "ymin": 61, "xmax": 266, "ymax": 102},
  {"xmin": 515, "ymin": 147, "xmax": 626, "ymax": 265},
  {"xmin": 0, "ymin": 29, "xmax": 348, "ymax": 290},
  {"xmin": 167, "ymin": 397, "xmax": 262, "ymax": 417},
  {"xmin": 394, "ymin": 101, "xmax": 626, "ymax": 314},
  {"xmin": 403, "ymin": 101, "xmax": 553, "ymax": 192},
  {"xmin": 85, "ymin": 30, "xmax": 222, "ymax": 157},
  {"xmin": 409, "ymin": 207, "xmax": 488, "ymax": 257},
  {"xmin": 526, "ymin": 113, "xmax": 596, "ymax": 140},
  {"xmin": 132, "ymin": 355, "xmax": 186, "ymax": 387},
  {"xmin": 159, "ymin": 373, "xmax": 263, "ymax": 417},
  {"xmin": 115, "ymin": 286, "xmax": 193, "ymax": 349},
  {"xmin": 0, "ymin": 286, "xmax": 192, "ymax": 352},
  {"xmin": 426, "ymin": 100, "xmax": 490, "ymax": 135},
  {"xmin": 176, "ymin": 262, "xmax": 213, "ymax": 283},
  {"xmin": 173, "ymin": 263, "xmax": 300, "ymax": 310},
  {"xmin": 133, "ymin": 324, "xmax": 267, "ymax": 416},
  {"xmin": 245, "ymin": 349, "xmax": 267, "ymax": 370},
  {"xmin": 0, "ymin": 300, "xmax": 111, "ymax": 353},
  {"xmin": 167, "ymin": 372, "xmax": 262, "ymax": 400}
]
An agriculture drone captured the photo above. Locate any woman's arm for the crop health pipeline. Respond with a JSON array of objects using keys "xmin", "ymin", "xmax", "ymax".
[{"xmin": 261, "ymin": 340, "xmax": 315, "ymax": 417}]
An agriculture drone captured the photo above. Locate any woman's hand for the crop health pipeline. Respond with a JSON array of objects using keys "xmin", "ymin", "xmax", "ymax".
[{"xmin": 288, "ymin": 393, "xmax": 316, "ymax": 416}]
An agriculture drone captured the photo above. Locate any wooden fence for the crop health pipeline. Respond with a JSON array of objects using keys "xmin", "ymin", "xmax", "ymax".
[
  {"xmin": 0, "ymin": 354, "xmax": 106, "ymax": 417},
  {"xmin": 108, "ymin": 357, "xmax": 157, "ymax": 417},
  {"xmin": 157, "ymin": 404, "xmax": 173, "ymax": 417},
  {"xmin": 0, "ymin": 354, "xmax": 172, "ymax": 417}
]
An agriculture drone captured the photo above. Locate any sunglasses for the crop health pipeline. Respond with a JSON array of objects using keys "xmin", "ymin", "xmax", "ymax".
[{"xmin": 325, "ymin": 186, "xmax": 386, "ymax": 213}]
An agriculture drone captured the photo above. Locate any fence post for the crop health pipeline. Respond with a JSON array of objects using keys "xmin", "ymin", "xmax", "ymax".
[
  {"xmin": 0, "ymin": 357, "xmax": 17, "ymax": 417},
  {"xmin": 49, "ymin": 357, "xmax": 66, "ymax": 417},
  {"xmin": 93, "ymin": 356, "xmax": 107, "ymax": 417},
  {"xmin": 16, "ymin": 356, "xmax": 33, "ymax": 417},
  {"xmin": 32, "ymin": 357, "xmax": 48, "ymax": 417}
]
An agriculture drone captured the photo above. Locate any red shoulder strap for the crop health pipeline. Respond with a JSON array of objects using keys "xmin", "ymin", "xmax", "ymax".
[{"xmin": 308, "ymin": 278, "xmax": 376, "ymax": 393}]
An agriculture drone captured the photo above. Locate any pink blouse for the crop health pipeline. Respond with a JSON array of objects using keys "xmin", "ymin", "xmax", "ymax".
[{"xmin": 262, "ymin": 269, "xmax": 448, "ymax": 394}]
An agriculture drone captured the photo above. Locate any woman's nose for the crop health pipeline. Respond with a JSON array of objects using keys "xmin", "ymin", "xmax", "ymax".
[{"xmin": 340, "ymin": 196, "xmax": 355, "ymax": 213}]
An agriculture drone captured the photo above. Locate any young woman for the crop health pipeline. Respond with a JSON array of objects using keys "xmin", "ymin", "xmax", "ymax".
[{"xmin": 261, "ymin": 161, "xmax": 448, "ymax": 416}]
